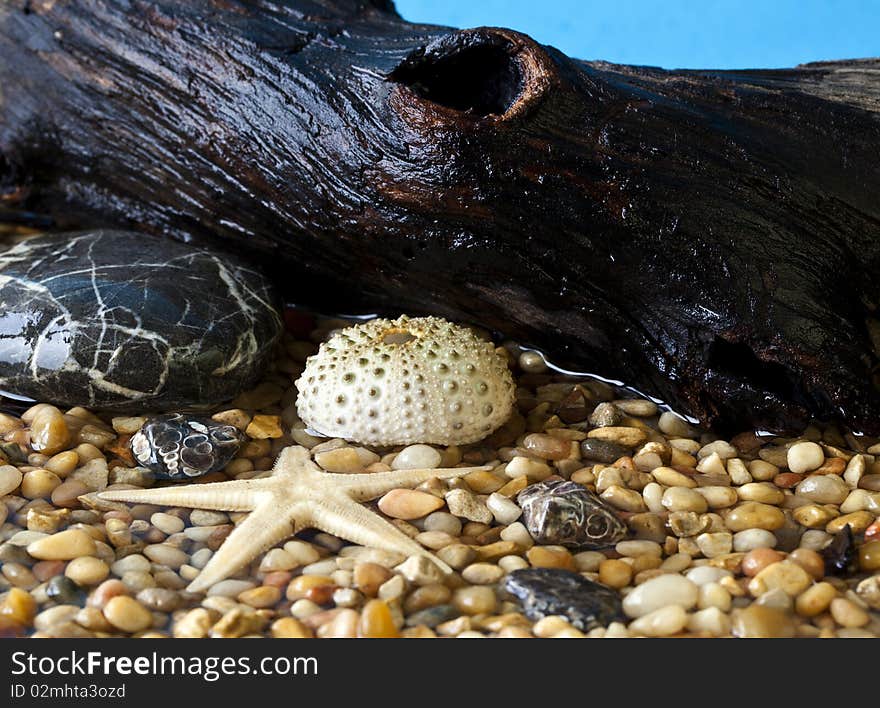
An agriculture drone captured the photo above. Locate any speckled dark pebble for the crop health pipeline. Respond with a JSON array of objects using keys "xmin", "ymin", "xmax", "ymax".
[
  {"xmin": 403, "ymin": 604, "xmax": 461, "ymax": 628},
  {"xmin": 130, "ymin": 414, "xmax": 244, "ymax": 480},
  {"xmin": 46, "ymin": 576, "xmax": 85, "ymax": 605},
  {"xmin": 579, "ymin": 438, "xmax": 628, "ymax": 463},
  {"xmin": 503, "ymin": 567, "xmax": 624, "ymax": 631}
]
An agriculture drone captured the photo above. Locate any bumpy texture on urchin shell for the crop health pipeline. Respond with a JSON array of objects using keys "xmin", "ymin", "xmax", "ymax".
[{"xmin": 295, "ymin": 316, "xmax": 515, "ymax": 446}]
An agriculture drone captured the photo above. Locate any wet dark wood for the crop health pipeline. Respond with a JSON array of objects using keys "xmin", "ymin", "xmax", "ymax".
[{"xmin": 1, "ymin": 1, "xmax": 879, "ymax": 433}]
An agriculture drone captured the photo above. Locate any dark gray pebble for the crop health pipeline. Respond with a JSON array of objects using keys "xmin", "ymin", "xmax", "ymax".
[{"xmin": 503, "ymin": 567, "xmax": 624, "ymax": 631}]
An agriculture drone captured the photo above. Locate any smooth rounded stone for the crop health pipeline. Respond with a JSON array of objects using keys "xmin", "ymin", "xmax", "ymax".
[
  {"xmin": 143, "ymin": 543, "xmax": 188, "ymax": 569},
  {"xmin": 503, "ymin": 568, "xmax": 625, "ymax": 631},
  {"xmin": 724, "ymin": 502, "xmax": 786, "ymax": 532},
  {"xmin": 696, "ymin": 532, "xmax": 733, "ymax": 558},
  {"xmin": 517, "ymin": 480, "xmax": 626, "ymax": 549},
  {"xmin": 50, "ymin": 479, "xmax": 89, "ymax": 508},
  {"xmin": 795, "ymin": 475, "xmax": 848, "ymax": 505},
  {"xmin": 800, "ymin": 529, "xmax": 833, "ymax": 551},
  {"xmin": 110, "ymin": 554, "xmax": 151, "ymax": 577},
  {"xmin": 103, "ymin": 595, "xmax": 153, "ymax": 633},
  {"xmin": 65, "ymin": 557, "xmax": 109, "ymax": 586},
  {"xmin": 137, "ymin": 587, "xmax": 182, "ymax": 613},
  {"xmin": 616, "ymin": 540, "xmax": 662, "ymax": 557},
  {"xmin": 0, "ymin": 231, "xmax": 282, "ymax": 411},
  {"xmin": 206, "ymin": 579, "xmax": 256, "ymax": 597},
  {"xmin": 598, "ymin": 559, "xmax": 633, "ymax": 589},
  {"xmin": 486, "ymin": 492, "xmax": 522, "ymax": 525},
  {"xmin": 658, "ymin": 411, "xmax": 697, "ymax": 438},
  {"xmin": 748, "ymin": 560, "xmax": 812, "ymax": 597},
  {"xmin": 588, "ymin": 402, "xmax": 623, "ymax": 428},
  {"xmin": 149, "ymin": 512, "xmax": 185, "ymax": 536},
  {"xmin": 392, "ymin": 444, "xmax": 441, "ymax": 470},
  {"xmin": 787, "ymin": 442, "xmax": 825, "ymax": 474},
  {"xmin": 131, "ymin": 414, "xmax": 244, "ymax": 480},
  {"xmin": 688, "ymin": 607, "xmax": 731, "ymax": 637},
  {"xmin": 732, "ymin": 605, "xmax": 796, "ymax": 638},
  {"xmin": 378, "ymin": 489, "xmax": 445, "ymax": 520},
  {"xmin": 523, "ymin": 433, "xmax": 572, "ymax": 460},
  {"xmin": 623, "ymin": 574, "xmax": 698, "ymax": 618},
  {"xmin": 505, "ymin": 456, "xmax": 552, "ymax": 481},
  {"xmin": 579, "ymin": 439, "xmax": 628, "ymax": 464},
  {"xmin": 755, "ymin": 587, "xmax": 793, "ymax": 612},
  {"xmin": 698, "ymin": 440, "xmax": 738, "ymax": 460},
  {"xmin": 453, "ymin": 586, "xmax": 498, "ymax": 615},
  {"xmin": 629, "ymin": 605, "xmax": 688, "ymax": 637},
  {"xmin": 0, "ymin": 464, "xmax": 22, "ymax": 496},
  {"xmin": 46, "ymin": 576, "xmax": 86, "ymax": 605},
  {"xmin": 662, "ymin": 487, "xmax": 708, "ymax": 513},
  {"xmin": 685, "ymin": 565, "xmax": 733, "ymax": 586},
  {"xmin": 416, "ymin": 516, "xmax": 459, "ymax": 544},
  {"xmin": 190, "ymin": 509, "xmax": 230, "ymax": 526},
  {"xmin": 733, "ymin": 529, "xmax": 777, "ymax": 552},
  {"xmin": 795, "ymin": 582, "xmax": 837, "ymax": 617},
  {"xmin": 698, "ymin": 582, "xmax": 732, "ymax": 612},
  {"xmin": 586, "ymin": 426, "xmax": 647, "ymax": 448},
  {"xmin": 27, "ymin": 529, "xmax": 96, "ymax": 560}
]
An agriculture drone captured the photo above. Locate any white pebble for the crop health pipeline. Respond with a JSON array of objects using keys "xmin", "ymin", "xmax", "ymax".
[
  {"xmin": 500, "ymin": 522, "xmax": 534, "ymax": 548},
  {"xmin": 795, "ymin": 475, "xmax": 848, "ymax": 505},
  {"xmin": 733, "ymin": 528, "xmax": 777, "ymax": 552},
  {"xmin": 629, "ymin": 605, "xmax": 689, "ymax": 637},
  {"xmin": 283, "ymin": 540, "xmax": 321, "ymax": 566},
  {"xmin": 150, "ymin": 512, "xmax": 185, "ymax": 535},
  {"xmin": 110, "ymin": 554, "xmax": 151, "ymax": 576},
  {"xmin": 622, "ymin": 574, "xmax": 698, "ymax": 618},
  {"xmin": 697, "ymin": 582, "xmax": 732, "ymax": 612},
  {"xmin": 486, "ymin": 493, "xmax": 522, "ymax": 525},
  {"xmin": 688, "ymin": 607, "xmax": 731, "ymax": 636},
  {"xmin": 0, "ymin": 465, "xmax": 23, "ymax": 496},
  {"xmin": 616, "ymin": 540, "xmax": 662, "ymax": 557},
  {"xmin": 190, "ymin": 548, "xmax": 213, "ymax": 569},
  {"xmin": 392, "ymin": 444, "xmax": 441, "ymax": 470},
  {"xmin": 787, "ymin": 441, "xmax": 824, "ymax": 474},
  {"xmin": 641, "ymin": 482, "xmax": 665, "ymax": 514},
  {"xmin": 685, "ymin": 566, "xmax": 732, "ymax": 586},
  {"xmin": 423, "ymin": 512, "xmax": 462, "ymax": 537}
]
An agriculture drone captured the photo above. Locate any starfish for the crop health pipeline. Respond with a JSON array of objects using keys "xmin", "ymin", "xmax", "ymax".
[{"xmin": 98, "ymin": 445, "xmax": 491, "ymax": 593}]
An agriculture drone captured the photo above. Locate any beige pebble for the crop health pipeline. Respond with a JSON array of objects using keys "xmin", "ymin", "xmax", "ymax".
[
  {"xmin": 787, "ymin": 442, "xmax": 824, "ymax": 474},
  {"xmin": 445, "ymin": 488, "xmax": 492, "ymax": 523},
  {"xmin": 623, "ymin": 574, "xmax": 698, "ymax": 618},
  {"xmin": 486, "ymin": 492, "xmax": 522, "ymax": 524},
  {"xmin": 697, "ymin": 582, "xmax": 732, "ymax": 612},
  {"xmin": 748, "ymin": 560, "xmax": 812, "ymax": 597},
  {"xmin": 724, "ymin": 502, "xmax": 786, "ymax": 531},
  {"xmin": 20, "ymin": 469, "xmax": 62, "ymax": 499},
  {"xmin": 103, "ymin": 596, "xmax": 153, "ymax": 633},
  {"xmin": 652, "ymin": 466, "xmax": 696, "ymax": 488},
  {"xmin": 658, "ymin": 412, "xmax": 697, "ymax": 437},
  {"xmin": 688, "ymin": 606, "xmax": 731, "ymax": 636},
  {"xmin": 587, "ymin": 426, "xmax": 647, "ymax": 448},
  {"xmin": 629, "ymin": 605, "xmax": 688, "ymax": 637},
  {"xmin": 315, "ymin": 447, "xmax": 364, "ymax": 473},
  {"xmin": 795, "ymin": 582, "xmax": 837, "ymax": 617},
  {"xmin": 27, "ymin": 529, "xmax": 96, "ymax": 560},
  {"xmin": 749, "ymin": 459, "xmax": 779, "ymax": 481},
  {"xmin": 526, "ymin": 546, "xmax": 574, "ymax": 570},
  {"xmin": 829, "ymin": 597, "xmax": 870, "ymax": 628},
  {"xmin": 732, "ymin": 605, "xmax": 796, "ymax": 638},
  {"xmin": 0, "ymin": 464, "xmax": 23, "ymax": 495},
  {"xmin": 143, "ymin": 544, "xmax": 188, "ymax": 569},
  {"xmin": 601, "ymin": 485, "xmax": 647, "ymax": 512},
  {"xmin": 616, "ymin": 540, "xmax": 662, "ymax": 557},
  {"xmin": 378, "ymin": 489, "xmax": 445, "ymax": 520},
  {"xmin": 173, "ymin": 608, "xmax": 216, "ymax": 638},
  {"xmin": 283, "ymin": 540, "xmax": 321, "ymax": 567},
  {"xmin": 696, "ymin": 532, "xmax": 733, "ymax": 558},
  {"xmin": 395, "ymin": 555, "xmax": 445, "ymax": 586},
  {"xmin": 737, "ymin": 482, "xmax": 784, "ymax": 505},
  {"xmin": 29, "ymin": 406, "xmax": 70, "ymax": 456},
  {"xmin": 793, "ymin": 504, "xmax": 838, "ymax": 528},
  {"xmin": 65, "ymin": 557, "xmax": 109, "ymax": 586},
  {"xmin": 504, "ymin": 456, "xmax": 552, "ymax": 481},
  {"xmin": 150, "ymin": 512, "xmax": 185, "ymax": 535},
  {"xmin": 826, "ymin": 510, "xmax": 874, "ymax": 535},
  {"xmin": 795, "ymin": 475, "xmax": 848, "ymax": 505},
  {"xmin": 662, "ymin": 487, "xmax": 708, "ymax": 513},
  {"xmin": 392, "ymin": 444, "xmax": 441, "ymax": 470},
  {"xmin": 453, "ymin": 586, "xmax": 497, "ymax": 615},
  {"xmin": 695, "ymin": 486, "xmax": 738, "ymax": 509},
  {"xmin": 499, "ymin": 521, "xmax": 534, "ymax": 548}
]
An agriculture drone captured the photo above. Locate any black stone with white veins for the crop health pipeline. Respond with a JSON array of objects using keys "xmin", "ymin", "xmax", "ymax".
[
  {"xmin": 504, "ymin": 568, "xmax": 625, "ymax": 631},
  {"xmin": 131, "ymin": 414, "xmax": 245, "ymax": 480},
  {"xmin": 0, "ymin": 231, "xmax": 282, "ymax": 411}
]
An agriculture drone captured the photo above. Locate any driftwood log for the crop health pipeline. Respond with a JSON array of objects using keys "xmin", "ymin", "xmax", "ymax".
[{"xmin": 1, "ymin": 0, "xmax": 879, "ymax": 434}]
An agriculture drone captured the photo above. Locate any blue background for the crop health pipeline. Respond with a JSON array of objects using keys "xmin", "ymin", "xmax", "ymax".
[{"xmin": 395, "ymin": 0, "xmax": 879, "ymax": 69}]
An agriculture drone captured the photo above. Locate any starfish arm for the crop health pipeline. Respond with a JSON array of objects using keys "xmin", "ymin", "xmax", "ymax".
[
  {"xmin": 306, "ymin": 493, "xmax": 453, "ymax": 573},
  {"xmin": 98, "ymin": 479, "xmax": 265, "ymax": 512},
  {"xmin": 337, "ymin": 465, "xmax": 493, "ymax": 502},
  {"xmin": 187, "ymin": 502, "xmax": 300, "ymax": 593}
]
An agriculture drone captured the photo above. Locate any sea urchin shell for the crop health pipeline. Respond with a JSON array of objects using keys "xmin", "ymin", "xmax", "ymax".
[{"xmin": 295, "ymin": 316, "xmax": 515, "ymax": 446}]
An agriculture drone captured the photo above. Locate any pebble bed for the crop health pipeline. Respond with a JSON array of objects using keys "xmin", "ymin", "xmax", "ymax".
[{"xmin": 1, "ymin": 313, "xmax": 879, "ymax": 639}]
